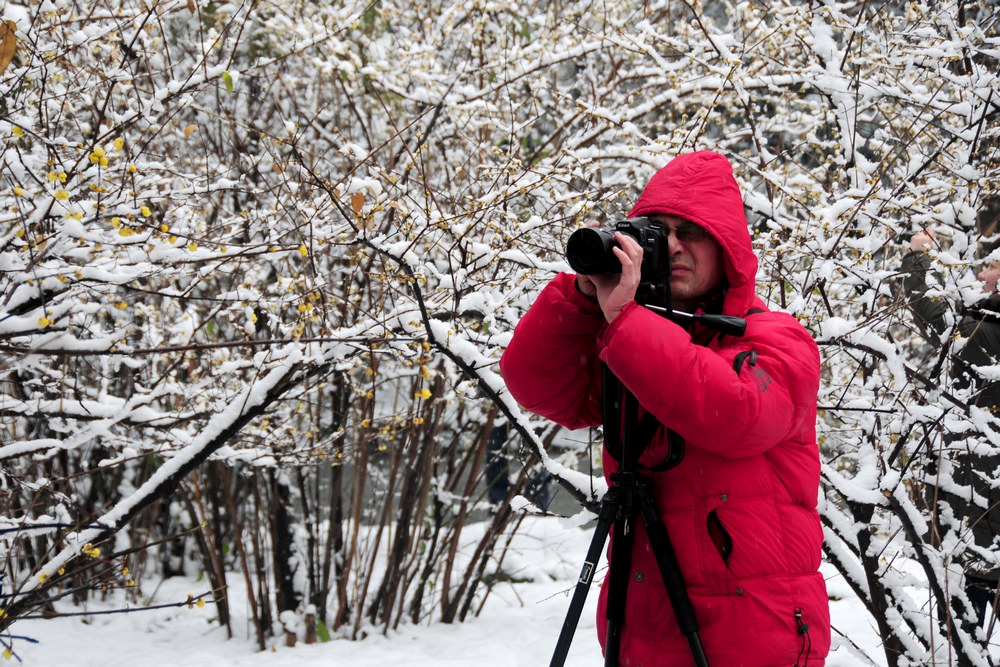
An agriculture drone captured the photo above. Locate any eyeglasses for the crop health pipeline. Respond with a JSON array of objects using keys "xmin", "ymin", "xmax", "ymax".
[{"xmin": 660, "ymin": 222, "xmax": 710, "ymax": 244}]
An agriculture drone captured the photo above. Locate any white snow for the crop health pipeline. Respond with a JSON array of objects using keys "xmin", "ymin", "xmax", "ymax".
[{"xmin": 9, "ymin": 517, "xmax": 896, "ymax": 667}]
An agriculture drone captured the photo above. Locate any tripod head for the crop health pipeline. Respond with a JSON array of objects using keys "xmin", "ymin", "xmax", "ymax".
[
  {"xmin": 632, "ymin": 244, "xmax": 747, "ymax": 337},
  {"xmin": 643, "ymin": 305, "xmax": 747, "ymax": 337}
]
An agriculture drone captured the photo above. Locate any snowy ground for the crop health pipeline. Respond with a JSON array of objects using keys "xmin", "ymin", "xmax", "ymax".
[{"xmin": 6, "ymin": 516, "xmax": 907, "ymax": 666}]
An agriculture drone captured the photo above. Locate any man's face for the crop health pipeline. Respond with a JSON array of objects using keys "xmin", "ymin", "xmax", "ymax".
[
  {"xmin": 647, "ymin": 214, "xmax": 726, "ymax": 311},
  {"xmin": 978, "ymin": 262, "xmax": 1000, "ymax": 293}
]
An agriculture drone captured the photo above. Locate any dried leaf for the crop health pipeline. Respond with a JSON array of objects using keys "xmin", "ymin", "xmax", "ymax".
[
  {"xmin": 183, "ymin": 124, "xmax": 197, "ymax": 137},
  {"xmin": 0, "ymin": 21, "xmax": 18, "ymax": 76},
  {"xmin": 187, "ymin": 0, "xmax": 197, "ymax": 14},
  {"xmin": 351, "ymin": 192, "xmax": 365, "ymax": 214}
]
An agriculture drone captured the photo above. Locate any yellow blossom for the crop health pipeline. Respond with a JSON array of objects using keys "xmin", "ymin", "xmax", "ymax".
[
  {"xmin": 114, "ymin": 302, "xmax": 128, "ymax": 310},
  {"xmin": 119, "ymin": 227, "xmax": 133, "ymax": 237},
  {"xmin": 11, "ymin": 126, "xmax": 23, "ymax": 137},
  {"xmin": 127, "ymin": 164, "xmax": 137, "ymax": 173},
  {"xmin": 13, "ymin": 186, "xmax": 23, "ymax": 196},
  {"xmin": 140, "ymin": 206, "xmax": 151, "ymax": 217},
  {"xmin": 415, "ymin": 388, "xmax": 432, "ymax": 399},
  {"xmin": 54, "ymin": 190, "xmax": 70, "ymax": 201},
  {"xmin": 412, "ymin": 417, "xmax": 425, "ymax": 425},
  {"xmin": 299, "ymin": 244, "xmax": 309, "ymax": 257},
  {"xmin": 188, "ymin": 242, "xmax": 198, "ymax": 252},
  {"xmin": 89, "ymin": 146, "xmax": 106, "ymax": 163},
  {"xmin": 114, "ymin": 137, "xmax": 125, "ymax": 151},
  {"xmin": 38, "ymin": 316, "xmax": 52, "ymax": 328},
  {"xmin": 160, "ymin": 223, "xmax": 169, "ymax": 232},
  {"xmin": 197, "ymin": 599, "xmax": 205, "ymax": 608}
]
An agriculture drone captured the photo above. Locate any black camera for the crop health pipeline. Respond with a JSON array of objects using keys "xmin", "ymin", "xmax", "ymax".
[{"xmin": 566, "ymin": 217, "xmax": 670, "ymax": 278}]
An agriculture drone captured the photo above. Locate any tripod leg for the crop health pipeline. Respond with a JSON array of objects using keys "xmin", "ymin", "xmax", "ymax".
[
  {"xmin": 603, "ymin": 508, "xmax": 635, "ymax": 667},
  {"xmin": 549, "ymin": 487, "xmax": 620, "ymax": 667},
  {"xmin": 636, "ymin": 489, "xmax": 710, "ymax": 667}
]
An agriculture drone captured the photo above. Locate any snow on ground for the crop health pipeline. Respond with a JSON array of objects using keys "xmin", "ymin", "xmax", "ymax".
[{"xmin": 9, "ymin": 516, "xmax": 900, "ymax": 666}]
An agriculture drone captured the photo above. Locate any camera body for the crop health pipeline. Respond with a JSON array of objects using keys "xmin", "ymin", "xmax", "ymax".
[
  {"xmin": 566, "ymin": 217, "xmax": 670, "ymax": 276},
  {"xmin": 565, "ymin": 217, "xmax": 671, "ymax": 305}
]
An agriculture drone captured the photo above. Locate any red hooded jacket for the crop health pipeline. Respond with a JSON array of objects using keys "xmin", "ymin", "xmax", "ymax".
[{"xmin": 500, "ymin": 152, "xmax": 830, "ymax": 666}]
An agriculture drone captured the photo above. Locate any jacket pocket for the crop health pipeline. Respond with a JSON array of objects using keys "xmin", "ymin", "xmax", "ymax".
[{"xmin": 713, "ymin": 495, "xmax": 786, "ymax": 579}]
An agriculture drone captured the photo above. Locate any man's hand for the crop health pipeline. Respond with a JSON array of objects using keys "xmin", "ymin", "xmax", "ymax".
[{"xmin": 575, "ymin": 232, "xmax": 642, "ymax": 323}]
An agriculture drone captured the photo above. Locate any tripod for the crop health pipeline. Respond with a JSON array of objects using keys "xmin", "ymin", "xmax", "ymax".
[{"xmin": 549, "ymin": 369, "xmax": 710, "ymax": 667}]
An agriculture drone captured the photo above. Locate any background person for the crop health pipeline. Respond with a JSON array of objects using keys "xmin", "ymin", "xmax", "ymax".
[
  {"xmin": 900, "ymin": 228, "xmax": 1000, "ymax": 634},
  {"xmin": 500, "ymin": 151, "xmax": 830, "ymax": 666}
]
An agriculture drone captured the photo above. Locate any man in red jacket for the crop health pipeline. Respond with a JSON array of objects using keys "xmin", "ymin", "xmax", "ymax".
[{"xmin": 500, "ymin": 151, "xmax": 830, "ymax": 666}]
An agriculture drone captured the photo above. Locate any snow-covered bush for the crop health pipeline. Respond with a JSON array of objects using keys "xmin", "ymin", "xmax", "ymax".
[{"xmin": 1, "ymin": 0, "xmax": 998, "ymax": 664}]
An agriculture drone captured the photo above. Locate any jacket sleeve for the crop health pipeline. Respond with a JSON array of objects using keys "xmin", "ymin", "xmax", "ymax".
[
  {"xmin": 598, "ymin": 302, "xmax": 819, "ymax": 459},
  {"xmin": 499, "ymin": 273, "xmax": 606, "ymax": 430},
  {"xmin": 899, "ymin": 250, "xmax": 951, "ymax": 338}
]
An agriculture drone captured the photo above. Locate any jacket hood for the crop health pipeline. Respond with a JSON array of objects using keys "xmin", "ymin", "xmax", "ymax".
[{"xmin": 628, "ymin": 151, "xmax": 758, "ymax": 316}]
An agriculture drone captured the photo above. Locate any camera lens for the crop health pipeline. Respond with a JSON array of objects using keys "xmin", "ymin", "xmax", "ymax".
[{"xmin": 566, "ymin": 227, "xmax": 619, "ymax": 275}]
